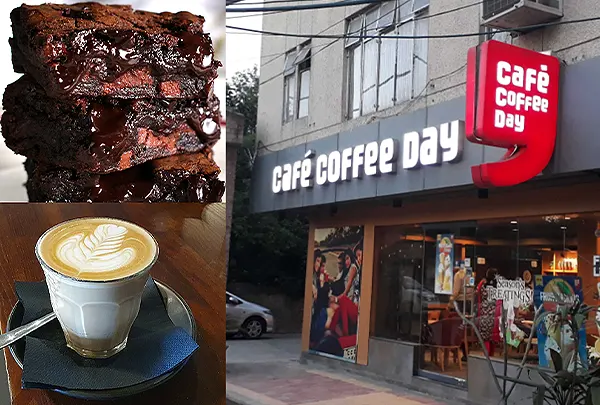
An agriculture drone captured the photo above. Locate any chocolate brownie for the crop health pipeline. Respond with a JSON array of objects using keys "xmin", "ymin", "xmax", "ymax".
[
  {"xmin": 25, "ymin": 153, "xmax": 225, "ymax": 203},
  {"xmin": 2, "ymin": 75, "xmax": 220, "ymax": 173},
  {"xmin": 10, "ymin": 3, "xmax": 220, "ymax": 99}
]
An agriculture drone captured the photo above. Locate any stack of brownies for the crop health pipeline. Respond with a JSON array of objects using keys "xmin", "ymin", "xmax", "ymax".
[{"xmin": 1, "ymin": 3, "xmax": 225, "ymax": 202}]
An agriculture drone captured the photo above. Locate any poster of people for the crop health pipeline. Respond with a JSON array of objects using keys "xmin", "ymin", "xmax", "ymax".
[
  {"xmin": 534, "ymin": 275, "xmax": 588, "ymax": 371},
  {"xmin": 434, "ymin": 234, "xmax": 454, "ymax": 295},
  {"xmin": 310, "ymin": 226, "xmax": 363, "ymax": 362}
]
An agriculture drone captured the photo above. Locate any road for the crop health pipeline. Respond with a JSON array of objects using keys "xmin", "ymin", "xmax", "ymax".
[{"xmin": 227, "ymin": 334, "xmax": 301, "ymax": 365}]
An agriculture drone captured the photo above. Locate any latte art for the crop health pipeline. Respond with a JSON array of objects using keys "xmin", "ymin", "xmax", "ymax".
[
  {"xmin": 57, "ymin": 224, "xmax": 136, "ymax": 274},
  {"xmin": 37, "ymin": 217, "xmax": 158, "ymax": 281}
]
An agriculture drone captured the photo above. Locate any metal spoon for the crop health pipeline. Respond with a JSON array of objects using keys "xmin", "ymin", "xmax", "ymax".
[{"xmin": 0, "ymin": 312, "xmax": 56, "ymax": 349}]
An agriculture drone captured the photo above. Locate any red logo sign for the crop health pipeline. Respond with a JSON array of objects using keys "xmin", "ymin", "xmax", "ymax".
[{"xmin": 465, "ymin": 40, "xmax": 561, "ymax": 188}]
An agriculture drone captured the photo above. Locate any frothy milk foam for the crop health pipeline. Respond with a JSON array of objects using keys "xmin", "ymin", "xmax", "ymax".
[{"xmin": 38, "ymin": 218, "xmax": 157, "ymax": 281}]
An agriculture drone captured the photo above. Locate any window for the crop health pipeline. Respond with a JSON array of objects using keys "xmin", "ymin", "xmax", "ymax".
[
  {"xmin": 373, "ymin": 213, "xmax": 598, "ymax": 384},
  {"xmin": 345, "ymin": 0, "xmax": 429, "ymax": 119},
  {"xmin": 282, "ymin": 42, "xmax": 311, "ymax": 122},
  {"xmin": 483, "ymin": 27, "xmax": 512, "ymax": 44},
  {"xmin": 373, "ymin": 226, "xmax": 425, "ymax": 343},
  {"xmin": 283, "ymin": 75, "xmax": 295, "ymax": 121},
  {"xmin": 298, "ymin": 59, "xmax": 311, "ymax": 118}
]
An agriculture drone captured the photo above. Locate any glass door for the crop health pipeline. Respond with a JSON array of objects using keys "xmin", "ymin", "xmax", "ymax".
[
  {"xmin": 373, "ymin": 225, "xmax": 425, "ymax": 343},
  {"xmin": 417, "ymin": 221, "xmax": 478, "ymax": 387}
]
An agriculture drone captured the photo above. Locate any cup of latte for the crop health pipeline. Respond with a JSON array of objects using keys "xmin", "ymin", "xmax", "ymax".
[{"xmin": 35, "ymin": 217, "xmax": 159, "ymax": 359}]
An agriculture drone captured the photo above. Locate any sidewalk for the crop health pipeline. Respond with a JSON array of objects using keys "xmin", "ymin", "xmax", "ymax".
[{"xmin": 227, "ymin": 360, "xmax": 458, "ymax": 405}]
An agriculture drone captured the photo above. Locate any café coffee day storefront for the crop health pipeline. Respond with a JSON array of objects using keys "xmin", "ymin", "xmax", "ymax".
[{"xmin": 250, "ymin": 40, "xmax": 600, "ymax": 401}]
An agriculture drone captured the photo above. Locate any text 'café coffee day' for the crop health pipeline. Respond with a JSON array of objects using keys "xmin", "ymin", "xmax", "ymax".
[
  {"xmin": 271, "ymin": 120, "xmax": 465, "ymax": 193},
  {"xmin": 467, "ymin": 40, "xmax": 560, "ymax": 188},
  {"xmin": 493, "ymin": 61, "xmax": 552, "ymax": 133},
  {"xmin": 269, "ymin": 40, "xmax": 563, "ymax": 197}
]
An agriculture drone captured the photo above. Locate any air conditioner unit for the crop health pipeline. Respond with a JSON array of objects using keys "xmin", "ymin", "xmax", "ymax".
[{"xmin": 481, "ymin": 0, "xmax": 563, "ymax": 31}]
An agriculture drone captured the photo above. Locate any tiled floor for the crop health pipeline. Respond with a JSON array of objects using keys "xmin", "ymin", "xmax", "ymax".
[{"xmin": 227, "ymin": 362, "xmax": 454, "ymax": 405}]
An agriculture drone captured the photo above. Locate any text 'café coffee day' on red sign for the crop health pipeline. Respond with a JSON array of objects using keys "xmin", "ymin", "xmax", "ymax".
[{"xmin": 466, "ymin": 40, "xmax": 561, "ymax": 188}]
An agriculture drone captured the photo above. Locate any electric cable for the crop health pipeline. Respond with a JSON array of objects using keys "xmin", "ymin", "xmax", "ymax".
[
  {"xmin": 232, "ymin": 0, "xmax": 331, "ymax": 6},
  {"xmin": 257, "ymin": 63, "xmax": 467, "ymax": 152},
  {"xmin": 257, "ymin": 0, "xmax": 482, "ymax": 83},
  {"xmin": 227, "ymin": 0, "xmax": 398, "ymax": 13},
  {"xmin": 228, "ymin": 0, "xmax": 486, "ymax": 71},
  {"xmin": 227, "ymin": 11, "xmax": 283, "ymax": 20},
  {"xmin": 231, "ymin": 1, "xmax": 586, "ymax": 150},
  {"xmin": 228, "ymin": 15, "xmax": 600, "ymax": 39}
]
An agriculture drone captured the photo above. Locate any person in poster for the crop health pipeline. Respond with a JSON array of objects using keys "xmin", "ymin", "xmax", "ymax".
[
  {"xmin": 309, "ymin": 227, "xmax": 364, "ymax": 362},
  {"xmin": 309, "ymin": 251, "xmax": 332, "ymax": 349},
  {"xmin": 352, "ymin": 242, "xmax": 362, "ymax": 305},
  {"xmin": 534, "ymin": 275, "xmax": 588, "ymax": 371},
  {"xmin": 435, "ymin": 234, "xmax": 455, "ymax": 295}
]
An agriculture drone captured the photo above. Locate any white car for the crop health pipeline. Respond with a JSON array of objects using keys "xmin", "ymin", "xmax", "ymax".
[{"xmin": 226, "ymin": 292, "xmax": 275, "ymax": 339}]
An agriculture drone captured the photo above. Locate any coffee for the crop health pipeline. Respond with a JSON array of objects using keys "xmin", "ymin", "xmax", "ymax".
[
  {"xmin": 36, "ymin": 217, "xmax": 159, "ymax": 358},
  {"xmin": 37, "ymin": 217, "xmax": 157, "ymax": 281}
]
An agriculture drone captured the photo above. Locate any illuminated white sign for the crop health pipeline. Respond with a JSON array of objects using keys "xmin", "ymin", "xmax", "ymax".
[
  {"xmin": 271, "ymin": 120, "xmax": 465, "ymax": 194},
  {"xmin": 494, "ymin": 61, "xmax": 551, "ymax": 133}
]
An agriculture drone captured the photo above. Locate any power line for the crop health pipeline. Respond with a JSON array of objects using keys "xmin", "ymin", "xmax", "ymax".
[
  {"xmin": 258, "ymin": 62, "xmax": 468, "ymax": 151},
  {"xmin": 231, "ymin": 0, "xmax": 327, "ymax": 5},
  {"xmin": 227, "ymin": 11, "xmax": 277, "ymax": 19},
  {"xmin": 226, "ymin": 0, "xmax": 391, "ymax": 13},
  {"xmin": 226, "ymin": 30, "xmax": 264, "ymax": 34},
  {"xmin": 237, "ymin": 0, "xmax": 483, "ymax": 74},
  {"xmin": 229, "ymin": 15, "xmax": 600, "ymax": 39},
  {"xmin": 258, "ymin": 0, "xmax": 413, "ymax": 85},
  {"xmin": 254, "ymin": 0, "xmax": 414, "ymax": 73}
]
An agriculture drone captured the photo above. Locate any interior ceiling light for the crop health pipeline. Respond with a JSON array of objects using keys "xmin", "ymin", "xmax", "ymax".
[
  {"xmin": 544, "ymin": 215, "xmax": 562, "ymax": 223},
  {"xmin": 510, "ymin": 220, "xmax": 518, "ymax": 224}
]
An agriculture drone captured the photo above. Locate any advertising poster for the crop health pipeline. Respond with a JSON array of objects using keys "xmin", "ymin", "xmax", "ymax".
[
  {"xmin": 434, "ymin": 234, "xmax": 454, "ymax": 295},
  {"xmin": 486, "ymin": 276, "xmax": 534, "ymax": 348},
  {"xmin": 534, "ymin": 275, "xmax": 588, "ymax": 371},
  {"xmin": 309, "ymin": 226, "xmax": 364, "ymax": 362}
]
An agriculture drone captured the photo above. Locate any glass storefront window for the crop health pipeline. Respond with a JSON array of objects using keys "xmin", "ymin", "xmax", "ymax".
[
  {"xmin": 419, "ymin": 222, "xmax": 478, "ymax": 382},
  {"xmin": 373, "ymin": 225, "xmax": 424, "ymax": 343},
  {"xmin": 372, "ymin": 213, "xmax": 598, "ymax": 385}
]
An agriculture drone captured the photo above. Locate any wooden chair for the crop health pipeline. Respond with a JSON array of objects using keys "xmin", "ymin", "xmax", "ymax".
[
  {"xmin": 424, "ymin": 317, "xmax": 465, "ymax": 372},
  {"xmin": 428, "ymin": 310, "xmax": 441, "ymax": 324}
]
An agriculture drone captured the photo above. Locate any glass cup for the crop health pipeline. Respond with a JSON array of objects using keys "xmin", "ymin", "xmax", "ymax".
[{"xmin": 35, "ymin": 218, "xmax": 159, "ymax": 359}]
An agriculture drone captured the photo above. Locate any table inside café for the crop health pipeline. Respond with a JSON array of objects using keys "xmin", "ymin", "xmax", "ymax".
[{"xmin": 0, "ymin": 203, "xmax": 226, "ymax": 405}]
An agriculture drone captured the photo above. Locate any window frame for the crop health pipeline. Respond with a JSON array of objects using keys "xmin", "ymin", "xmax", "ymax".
[
  {"xmin": 297, "ymin": 53, "xmax": 311, "ymax": 119},
  {"xmin": 483, "ymin": 26, "xmax": 513, "ymax": 44},
  {"xmin": 344, "ymin": 0, "xmax": 429, "ymax": 120},
  {"xmin": 282, "ymin": 42, "xmax": 312, "ymax": 123}
]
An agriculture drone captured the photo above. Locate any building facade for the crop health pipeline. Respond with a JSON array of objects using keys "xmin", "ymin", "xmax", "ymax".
[
  {"xmin": 251, "ymin": 1, "xmax": 600, "ymax": 403},
  {"xmin": 257, "ymin": 0, "xmax": 597, "ymax": 152}
]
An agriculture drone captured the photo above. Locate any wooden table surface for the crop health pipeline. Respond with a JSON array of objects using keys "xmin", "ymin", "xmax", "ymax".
[{"xmin": 0, "ymin": 203, "xmax": 226, "ymax": 405}]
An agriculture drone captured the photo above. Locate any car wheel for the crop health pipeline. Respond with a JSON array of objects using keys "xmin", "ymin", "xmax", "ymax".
[{"xmin": 242, "ymin": 317, "xmax": 266, "ymax": 339}]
